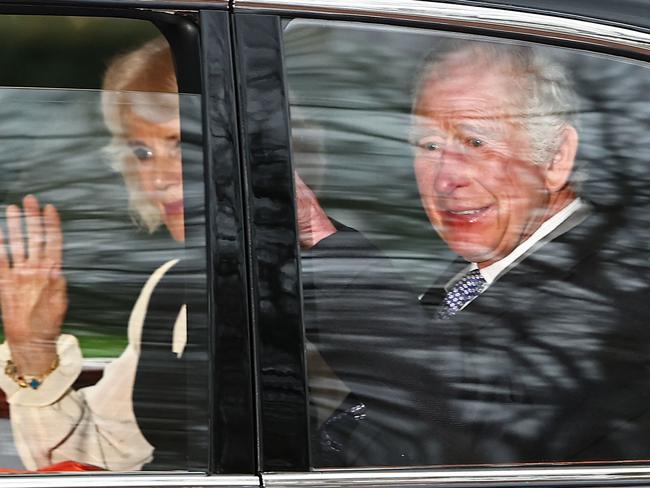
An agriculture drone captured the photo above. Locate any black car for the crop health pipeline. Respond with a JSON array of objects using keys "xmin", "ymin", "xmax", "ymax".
[{"xmin": 0, "ymin": 0, "xmax": 648, "ymax": 486}]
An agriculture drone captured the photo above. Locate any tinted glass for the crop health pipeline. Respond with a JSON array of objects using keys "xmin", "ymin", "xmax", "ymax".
[
  {"xmin": 284, "ymin": 20, "xmax": 650, "ymax": 468},
  {"xmin": 0, "ymin": 16, "xmax": 208, "ymax": 473}
]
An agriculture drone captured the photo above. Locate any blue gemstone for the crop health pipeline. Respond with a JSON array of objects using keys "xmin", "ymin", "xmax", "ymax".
[{"xmin": 29, "ymin": 379, "xmax": 41, "ymax": 389}]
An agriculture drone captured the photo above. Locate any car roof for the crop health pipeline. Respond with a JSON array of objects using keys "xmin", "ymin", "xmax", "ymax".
[{"xmin": 434, "ymin": 0, "xmax": 650, "ymax": 32}]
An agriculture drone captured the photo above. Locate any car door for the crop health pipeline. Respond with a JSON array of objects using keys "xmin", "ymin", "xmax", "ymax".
[
  {"xmin": 0, "ymin": 1, "xmax": 257, "ymax": 486},
  {"xmin": 232, "ymin": 0, "xmax": 650, "ymax": 487}
]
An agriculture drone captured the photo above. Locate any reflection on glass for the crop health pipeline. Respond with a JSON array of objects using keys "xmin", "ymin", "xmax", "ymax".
[
  {"xmin": 0, "ymin": 37, "xmax": 207, "ymax": 472},
  {"xmin": 287, "ymin": 21, "xmax": 650, "ymax": 468}
]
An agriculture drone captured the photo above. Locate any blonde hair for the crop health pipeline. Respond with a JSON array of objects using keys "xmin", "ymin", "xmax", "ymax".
[{"xmin": 101, "ymin": 36, "xmax": 179, "ymax": 233}]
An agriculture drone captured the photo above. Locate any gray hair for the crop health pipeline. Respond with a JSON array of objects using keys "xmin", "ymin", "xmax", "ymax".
[
  {"xmin": 100, "ymin": 37, "xmax": 178, "ymax": 233},
  {"xmin": 413, "ymin": 39, "xmax": 579, "ymax": 167}
]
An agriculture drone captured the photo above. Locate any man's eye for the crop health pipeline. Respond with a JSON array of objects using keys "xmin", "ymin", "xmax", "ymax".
[
  {"xmin": 468, "ymin": 138, "xmax": 484, "ymax": 148},
  {"xmin": 421, "ymin": 141, "xmax": 440, "ymax": 151},
  {"xmin": 131, "ymin": 146, "xmax": 154, "ymax": 162}
]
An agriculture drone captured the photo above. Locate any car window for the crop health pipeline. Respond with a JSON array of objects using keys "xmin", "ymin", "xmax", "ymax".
[
  {"xmin": 283, "ymin": 18, "xmax": 650, "ymax": 468},
  {"xmin": 0, "ymin": 14, "xmax": 209, "ymax": 474}
]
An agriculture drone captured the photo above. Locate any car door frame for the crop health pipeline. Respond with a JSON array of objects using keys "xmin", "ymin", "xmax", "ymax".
[{"xmin": 232, "ymin": 1, "xmax": 650, "ymax": 487}]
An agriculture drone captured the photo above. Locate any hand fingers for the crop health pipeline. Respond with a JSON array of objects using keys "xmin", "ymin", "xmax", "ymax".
[
  {"xmin": 294, "ymin": 172, "xmax": 315, "ymax": 247},
  {"xmin": 294, "ymin": 171, "xmax": 305, "ymax": 188},
  {"xmin": 24, "ymin": 195, "xmax": 44, "ymax": 265},
  {"xmin": 293, "ymin": 172, "xmax": 335, "ymax": 249},
  {"xmin": 6, "ymin": 205, "xmax": 25, "ymax": 266},
  {"xmin": 43, "ymin": 203, "xmax": 63, "ymax": 272},
  {"xmin": 294, "ymin": 172, "xmax": 316, "ymax": 214},
  {"xmin": 294, "ymin": 172, "xmax": 311, "ymax": 199}
]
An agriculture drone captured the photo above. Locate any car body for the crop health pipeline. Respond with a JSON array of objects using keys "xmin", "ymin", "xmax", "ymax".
[{"xmin": 0, "ymin": 0, "xmax": 648, "ymax": 487}]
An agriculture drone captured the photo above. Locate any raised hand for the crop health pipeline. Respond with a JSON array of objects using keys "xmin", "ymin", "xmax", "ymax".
[
  {"xmin": 294, "ymin": 172, "xmax": 336, "ymax": 249},
  {"xmin": 0, "ymin": 195, "xmax": 67, "ymax": 376}
]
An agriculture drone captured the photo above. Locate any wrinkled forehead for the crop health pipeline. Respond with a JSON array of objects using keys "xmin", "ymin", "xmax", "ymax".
[{"xmin": 122, "ymin": 91, "xmax": 179, "ymax": 125}]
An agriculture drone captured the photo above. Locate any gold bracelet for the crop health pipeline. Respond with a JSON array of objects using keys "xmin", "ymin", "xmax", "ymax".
[{"xmin": 4, "ymin": 355, "xmax": 60, "ymax": 389}]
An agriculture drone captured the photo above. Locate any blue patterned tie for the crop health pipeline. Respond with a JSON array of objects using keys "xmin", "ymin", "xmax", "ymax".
[{"xmin": 437, "ymin": 269, "xmax": 487, "ymax": 320}]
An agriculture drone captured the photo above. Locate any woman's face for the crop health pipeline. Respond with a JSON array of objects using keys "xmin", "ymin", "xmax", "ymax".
[{"xmin": 123, "ymin": 109, "xmax": 185, "ymax": 242}]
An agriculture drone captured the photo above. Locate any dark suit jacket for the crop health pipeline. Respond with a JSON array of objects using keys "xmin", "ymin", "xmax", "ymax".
[
  {"xmin": 305, "ymin": 206, "xmax": 650, "ymax": 466},
  {"xmin": 303, "ymin": 222, "xmax": 470, "ymax": 466}
]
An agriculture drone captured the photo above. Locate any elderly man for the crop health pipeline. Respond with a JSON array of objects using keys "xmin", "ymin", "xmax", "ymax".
[
  {"xmin": 302, "ymin": 40, "xmax": 650, "ymax": 466},
  {"xmin": 411, "ymin": 42, "xmax": 581, "ymax": 317}
]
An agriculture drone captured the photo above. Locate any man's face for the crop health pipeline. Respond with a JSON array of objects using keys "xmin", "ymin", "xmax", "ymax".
[{"xmin": 413, "ymin": 65, "xmax": 552, "ymax": 267}]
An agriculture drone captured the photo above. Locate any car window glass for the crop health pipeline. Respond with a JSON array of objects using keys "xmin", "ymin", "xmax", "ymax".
[
  {"xmin": 0, "ymin": 15, "xmax": 209, "ymax": 473},
  {"xmin": 284, "ymin": 19, "xmax": 650, "ymax": 468}
]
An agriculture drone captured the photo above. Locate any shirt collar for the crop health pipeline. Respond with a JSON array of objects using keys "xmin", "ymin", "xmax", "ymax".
[{"xmin": 474, "ymin": 198, "xmax": 584, "ymax": 285}]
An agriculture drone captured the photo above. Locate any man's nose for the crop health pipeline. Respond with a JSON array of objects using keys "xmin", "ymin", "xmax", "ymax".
[{"xmin": 433, "ymin": 144, "xmax": 471, "ymax": 195}]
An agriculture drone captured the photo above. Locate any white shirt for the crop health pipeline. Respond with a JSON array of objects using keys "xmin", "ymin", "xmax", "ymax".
[
  {"xmin": 0, "ymin": 259, "xmax": 186, "ymax": 471},
  {"xmin": 446, "ymin": 198, "xmax": 585, "ymax": 308}
]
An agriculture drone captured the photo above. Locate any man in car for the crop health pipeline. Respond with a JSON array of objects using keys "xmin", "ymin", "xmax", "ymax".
[{"xmin": 301, "ymin": 40, "xmax": 650, "ymax": 465}]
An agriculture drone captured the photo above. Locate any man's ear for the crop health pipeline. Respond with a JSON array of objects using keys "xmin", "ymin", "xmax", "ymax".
[{"xmin": 544, "ymin": 124, "xmax": 578, "ymax": 192}]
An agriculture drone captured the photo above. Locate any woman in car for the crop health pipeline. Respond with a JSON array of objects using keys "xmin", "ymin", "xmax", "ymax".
[{"xmin": 0, "ymin": 37, "xmax": 194, "ymax": 471}]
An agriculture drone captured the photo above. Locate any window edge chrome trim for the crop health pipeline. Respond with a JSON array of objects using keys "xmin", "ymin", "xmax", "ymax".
[
  {"xmin": 0, "ymin": 473, "xmax": 258, "ymax": 488},
  {"xmin": 233, "ymin": 0, "xmax": 649, "ymax": 55},
  {"xmin": 263, "ymin": 466, "xmax": 650, "ymax": 486}
]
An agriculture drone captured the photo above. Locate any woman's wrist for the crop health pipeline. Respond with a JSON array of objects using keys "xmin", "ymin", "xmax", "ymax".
[
  {"xmin": 6, "ymin": 339, "xmax": 59, "ymax": 377},
  {"xmin": 5, "ymin": 354, "xmax": 59, "ymax": 389}
]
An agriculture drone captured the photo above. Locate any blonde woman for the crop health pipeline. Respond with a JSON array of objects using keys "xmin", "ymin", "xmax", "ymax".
[{"xmin": 0, "ymin": 37, "xmax": 190, "ymax": 471}]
